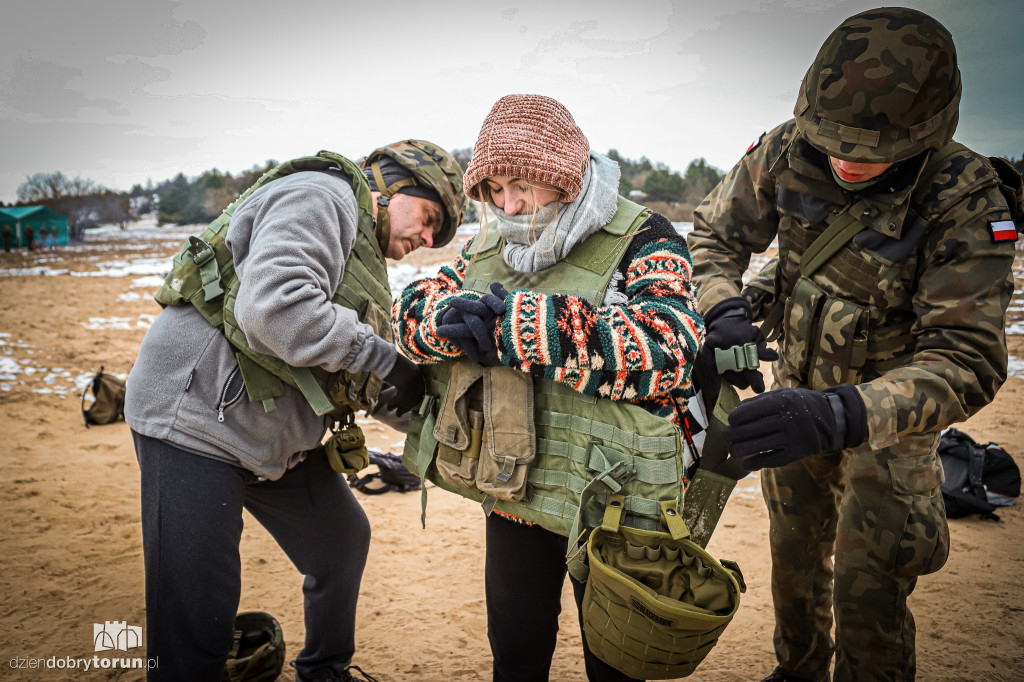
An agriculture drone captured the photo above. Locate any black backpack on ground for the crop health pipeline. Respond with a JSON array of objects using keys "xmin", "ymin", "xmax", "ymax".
[
  {"xmin": 347, "ymin": 450, "xmax": 421, "ymax": 494},
  {"xmin": 81, "ymin": 367, "xmax": 127, "ymax": 427},
  {"xmin": 938, "ymin": 428, "xmax": 1021, "ymax": 521}
]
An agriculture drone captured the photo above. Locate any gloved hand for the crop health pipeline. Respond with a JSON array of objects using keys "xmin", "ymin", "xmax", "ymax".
[
  {"xmin": 378, "ymin": 353, "xmax": 426, "ymax": 417},
  {"xmin": 436, "ymin": 282, "xmax": 509, "ymax": 364},
  {"xmin": 723, "ymin": 384, "xmax": 867, "ymax": 470},
  {"xmin": 700, "ymin": 296, "xmax": 778, "ymax": 393}
]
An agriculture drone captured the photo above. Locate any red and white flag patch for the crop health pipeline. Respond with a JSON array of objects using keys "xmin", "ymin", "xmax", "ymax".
[
  {"xmin": 990, "ymin": 220, "xmax": 1019, "ymax": 242},
  {"xmin": 746, "ymin": 132, "xmax": 765, "ymax": 155}
]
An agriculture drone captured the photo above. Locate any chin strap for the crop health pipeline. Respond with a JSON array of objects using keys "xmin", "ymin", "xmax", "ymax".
[{"xmin": 370, "ymin": 160, "xmax": 417, "ymax": 254}]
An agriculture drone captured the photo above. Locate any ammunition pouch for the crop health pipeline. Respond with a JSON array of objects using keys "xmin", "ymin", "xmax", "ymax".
[
  {"xmin": 782, "ymin": 276, "xmax": 868, "ymax": 390},
  {"xmin": 583, "ymin": 494, "xmax": 744, "ymax": 679},
  {"xmin": 433, "ymin": 361, "xmax": 536, "ymax": 505}
]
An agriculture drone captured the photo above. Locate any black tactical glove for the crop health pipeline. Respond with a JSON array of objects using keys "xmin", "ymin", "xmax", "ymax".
[
  {"xmin": 700, "ymin": 296, "xmax": 779, "ymax": 393},
  {"xmin": 436, "ymin": 283, "xmax": 509, "ymax": 364},
  {"xmin": 723, "ymin": 384, "xmax": 867, "ymax": 470},
  {"xmin": 378, "ymin": 353, "xmax": 426, "ymax": 417}
]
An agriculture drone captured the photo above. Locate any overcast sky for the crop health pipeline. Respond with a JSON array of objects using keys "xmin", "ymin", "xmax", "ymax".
[{"xmin": 1, "ymin": 0, "xmax": 1020, "ymax": 204}]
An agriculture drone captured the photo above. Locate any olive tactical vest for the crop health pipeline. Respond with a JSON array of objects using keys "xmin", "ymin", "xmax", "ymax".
[
  {"xmin": 402, "ymin": 197, "xmax": 693, "ymax": 577},
  {"xmin": 153, "ymin": 151, "xmax": 394, "ymax": 421}
]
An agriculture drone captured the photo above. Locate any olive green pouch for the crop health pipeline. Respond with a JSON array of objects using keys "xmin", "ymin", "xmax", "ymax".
[
  {"xmin": 325, "ymin": 415, "xmax": 369, "ymax": 475},
  {"xmin": 583, "ymin": 495, "xmax": 744, "ymax": 679},
  {"xmin": 433, "ymin": 361, "xmax": 486, "ymax": 490},
  {"xmin": 476, "ymin": 366, "xmax": 536, "ymax": 502}
]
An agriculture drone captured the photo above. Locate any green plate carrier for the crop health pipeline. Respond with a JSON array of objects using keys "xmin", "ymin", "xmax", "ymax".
[
  {"xmin": 153, "ymin": 151, "xmax": 394, "ymax": 473},
  {"xmin": 403, "ymin": 197, "xmax": 727, "ymax": 578}
]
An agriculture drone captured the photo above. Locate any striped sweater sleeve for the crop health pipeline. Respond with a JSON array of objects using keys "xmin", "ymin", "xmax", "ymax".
[
  {"xmin": 392, "ymin": 241, "xmax": 483, "ymax": 363},
  {"xmin": 495, "ymin": 215, "xmax": 705, "ymax": 408}
]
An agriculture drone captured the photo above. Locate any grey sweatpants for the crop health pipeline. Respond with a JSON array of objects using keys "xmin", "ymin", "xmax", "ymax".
[{"xmin": 132, "ymin": 431, "xmax": 371, "ymax": 681}]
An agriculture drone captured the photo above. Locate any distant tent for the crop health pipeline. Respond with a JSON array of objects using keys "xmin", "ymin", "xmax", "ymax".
[{"xmin": 0, "ymin": 206, "xmax": 69, "ymax": 249}]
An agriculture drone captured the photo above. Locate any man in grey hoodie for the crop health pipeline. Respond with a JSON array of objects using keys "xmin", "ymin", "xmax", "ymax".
[{"xmin": 125, "ymin": 141, "xmax": 466, "ymax": 682}]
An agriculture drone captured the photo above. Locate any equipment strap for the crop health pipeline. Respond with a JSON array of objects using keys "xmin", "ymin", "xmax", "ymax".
[
  {"xmin": 536, "ymin": 438, "xmax": 679, "ymax": 485},
  {"xmin": 536, "ymin": 410, "xmax": 678, "ymax": 454},
  {"xmin": 800, "ymin": 213, "xmax": 865, "ymax": 278},
  {"xmin": 290, "ymin": 366, "xmax": 335, "ymax": 416},
  {"xmin": 187, "ymin": 236, "xmax": 225, "ymax": 301}
]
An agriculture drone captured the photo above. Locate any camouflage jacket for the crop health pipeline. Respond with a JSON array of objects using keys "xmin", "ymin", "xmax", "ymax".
[{"xmin": 688, "ymin": 120, "xmax": 1016, "ymax": 451}]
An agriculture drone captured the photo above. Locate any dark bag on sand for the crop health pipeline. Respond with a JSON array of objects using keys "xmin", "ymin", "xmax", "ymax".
[
  {"xmin": 939, "ymin": 428, "xmax": 1021, "ymax": 521},
  {"xmin": 348, "ymin": 450, "xmax": 421, "ymax": 494},
  {"xmin": 81, "ymin": 367, "xmax": 126, "ymax": 427}
]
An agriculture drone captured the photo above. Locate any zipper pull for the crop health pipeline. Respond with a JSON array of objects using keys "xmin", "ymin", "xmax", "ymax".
[{"xmin": 218, "ymin": 407, "xmax": 225, "ymax": 423}]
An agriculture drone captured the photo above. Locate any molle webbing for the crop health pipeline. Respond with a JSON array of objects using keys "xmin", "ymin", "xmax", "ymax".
[
  {"xmin": 154, "ymin": 151, "xmax": 391, "ymax": 416},
  {"xmin": 403, "ymin": 198, "xmax": 686, "ymax": 547},
  {"xmin": 405, "ymin": 375, "xmax": 685, "ymax": 535}
]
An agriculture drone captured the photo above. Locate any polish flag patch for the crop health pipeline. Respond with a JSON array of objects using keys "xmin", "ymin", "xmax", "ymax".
[
  {"xmin": 746, "ymin": 132, "xmax": 765, "ymax": 155},
  {"xmin": 990, "ymin": 220, "xmax": 1019, "ymax": 242}
]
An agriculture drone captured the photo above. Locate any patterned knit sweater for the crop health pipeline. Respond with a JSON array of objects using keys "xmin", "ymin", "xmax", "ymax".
[{"xmin": 392, "ymin": 214, "xmax": 705, "ymax": 424}]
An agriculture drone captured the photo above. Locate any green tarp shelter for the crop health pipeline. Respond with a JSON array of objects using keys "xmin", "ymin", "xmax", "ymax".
[{"xmin": 0, "ymin": 206, "xmax": 69, "ymax": 250}]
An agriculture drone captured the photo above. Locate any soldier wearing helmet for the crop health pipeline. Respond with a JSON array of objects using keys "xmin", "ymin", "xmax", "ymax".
[
  {"xmin": 687, "ymin": 8, "xmax": 1018, "ymax": 682},
  {"xmin": 125, "ymin": 140, "xmax": 465, "ymax": 682}
]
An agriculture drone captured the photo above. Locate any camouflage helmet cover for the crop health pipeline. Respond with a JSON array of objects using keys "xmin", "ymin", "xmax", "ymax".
[
  {"xmin": 221, "ymin": 611, "xmax": 285, "ymax": 682},
  {"xmin": 794, "ymin": 7, "xmax": 961, "ymax": 164},
  {"xmin": 362, "ymin": 139, "xmax": 467, "ymax": 247}
]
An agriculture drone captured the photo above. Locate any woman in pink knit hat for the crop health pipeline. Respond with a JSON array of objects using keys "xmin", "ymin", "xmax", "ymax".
[{"xmin": 394, "ymin": 94, "xmax": 706, "ymax": 681}]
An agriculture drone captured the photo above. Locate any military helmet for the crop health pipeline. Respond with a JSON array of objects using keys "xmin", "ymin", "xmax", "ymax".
[
  {"xmin": 794, "ymin": 7, "xmax": 961, "ymax": 164},
  {"xmin": 221, "ymin": 611, "xmax": 285, "ymax": 682},
  {"xmin": 362, "ymin": 139, "xmax": 467, "ymax": 248}
]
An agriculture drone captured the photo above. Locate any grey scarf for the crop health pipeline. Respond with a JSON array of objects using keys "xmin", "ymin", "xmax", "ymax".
[{"xmin": 490, "ymin": 151, "xmax": 621, "ymax": 272}]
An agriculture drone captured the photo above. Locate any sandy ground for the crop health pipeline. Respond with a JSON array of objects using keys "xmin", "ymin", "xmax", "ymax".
[{"xmin": 1, "ymin": 222, "xmax": 1022, "ymax": 681}]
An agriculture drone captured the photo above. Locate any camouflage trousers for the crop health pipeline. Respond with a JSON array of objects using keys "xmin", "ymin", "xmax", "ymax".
[{"xmin": 760, "ymin": 432, "xmax": 949, "ymax": 682}]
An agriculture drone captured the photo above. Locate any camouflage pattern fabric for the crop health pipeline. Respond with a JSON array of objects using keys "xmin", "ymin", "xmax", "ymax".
[
  {"xmin": 687, "ymin": 122, "xmax": 1014, "ymax": 681},
  {"xmin": 795, "ymin": 7, "xmax": 961, "ymax": 164},
  {"xmin": 361, "ymin": 139, "xmax": 467, "ymax": 247}
]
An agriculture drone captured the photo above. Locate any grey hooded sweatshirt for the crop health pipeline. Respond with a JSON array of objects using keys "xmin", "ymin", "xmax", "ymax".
[{"xmin": 125, "ymin": 170, "xmax": 398, "ymax": 479}]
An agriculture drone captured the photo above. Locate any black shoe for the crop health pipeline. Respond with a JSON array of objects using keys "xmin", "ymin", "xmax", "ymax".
[
  {"xmin": 295, "ymin": 664, "xmax": 379, "ymax": 682},
  {"xmin": 760, "ymin": 666, "xmax": 816, "ymax": 682}
]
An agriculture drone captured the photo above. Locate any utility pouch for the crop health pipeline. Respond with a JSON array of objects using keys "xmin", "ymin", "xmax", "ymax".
[
  {"xmin": 325, "ymin": 416, "xmax": 369, "ymax": 475},
  {"xmin": 808, "ymin": 293, "xmax": 868, "ymax": 389},
  {"xmin": 782, "ymin": 277, "xmax": 868, "ymax": 389},
  {"xmin": 476, "ymin": 366, "xmax": 536, "ymax": 502},
  {"xmin": 781, "ymin": 276, "xmax": 826, "ymax": 380},
  {"xmin": 433, "ymin": 361, "xmax": 486, "ymax": 490},
  {"xmin": 583, "ymin": 495, "xmax": 744, "ymax": 679}
]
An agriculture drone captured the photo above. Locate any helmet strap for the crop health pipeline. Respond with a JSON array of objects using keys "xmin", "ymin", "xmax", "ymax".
[{"xmin": 370, "ymin": 160, "xmax": 417, "ymax": 255}]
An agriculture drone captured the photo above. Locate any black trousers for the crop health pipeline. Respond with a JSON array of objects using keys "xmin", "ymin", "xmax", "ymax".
[
  {"xmin": 133, "ymin": 431, "xmax": 371, "ymax": 682},
  {"xmin": 485, "ymin": 513, "xmax": 642, "ymax": 682}
]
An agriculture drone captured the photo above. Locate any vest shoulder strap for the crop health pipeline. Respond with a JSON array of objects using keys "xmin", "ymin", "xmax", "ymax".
[
  {"xmin": 564, "ymin": 196, "xmax": 650, "ymax": 275},
  {"xmin": 467, "ymin": 221, "xmax": 503, "ymax": 260}
]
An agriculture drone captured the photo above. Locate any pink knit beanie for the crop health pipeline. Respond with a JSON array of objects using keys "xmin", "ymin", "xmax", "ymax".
[{"xmin": 464, "ymin": 94, "xmax": 590, "ymax": 203}]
